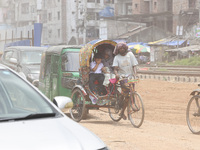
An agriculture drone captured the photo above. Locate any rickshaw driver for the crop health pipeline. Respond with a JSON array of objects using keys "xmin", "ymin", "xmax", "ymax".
[{"xmin": 112, "ymin": 42, "xmax": 138, "ymax": 120}]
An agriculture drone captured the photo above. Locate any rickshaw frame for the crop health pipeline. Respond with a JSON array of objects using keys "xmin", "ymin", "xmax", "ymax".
[{"xmin": 70, "ymin": 40, "xmax": 145, "ymax": 128}]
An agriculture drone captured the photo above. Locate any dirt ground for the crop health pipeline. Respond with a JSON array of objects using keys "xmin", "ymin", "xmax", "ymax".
[{"xmin": 79, "ymin": 79, "xmax": 200, "ymax": 150}]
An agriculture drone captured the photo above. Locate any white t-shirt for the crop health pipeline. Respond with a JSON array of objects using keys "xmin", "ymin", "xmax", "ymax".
[
  {"xmin": 112, "ymin": 51, "xmax": 138, "ymax": 75},
  {"xmin": 90, "ymin": 61, "xmax": 104, "ymax": 74}
]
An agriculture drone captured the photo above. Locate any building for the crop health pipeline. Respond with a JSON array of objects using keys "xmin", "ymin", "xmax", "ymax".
[
  {"xmin": 1, "ymin": 0, "xmax": 200, "ymax": 47},
  {"xmin": 112, "ymin": 0, "xmax": 199, "ymax": 41},
  {"xmin": 40, "ymin": 0, "xmax": 115, "ymax": 45}
]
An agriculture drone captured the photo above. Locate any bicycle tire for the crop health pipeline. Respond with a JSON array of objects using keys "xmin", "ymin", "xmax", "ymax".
[
  {"xmin": 186, "ymin": 95, "xmax": 200, "ymax": 134},
  {"xmin": 108, "ymin": 91, "xmax": 123, "ymax": 122},
  {"xmin": 128, "ymin": 92, "xmax": 144, "ymax": 128},
  {"xmin": 70, "ymin": 88, "xmax": 86, "ymax": 122}
]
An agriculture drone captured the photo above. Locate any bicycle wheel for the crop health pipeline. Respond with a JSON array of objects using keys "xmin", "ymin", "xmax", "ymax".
[
  {"xmin": 108, "ymin": 91, "xmax": 123, "ymax": 122},
  {"xmin": 70, "ymin": 88, "xmax": 86, "ymax": 122},
  {"xmin": 128, "ymin": 92, "xmax": 144, "ymax": 128},
  {"xmin": 186, "ymin": 95, "xmax": 200, "ymax": 134}
]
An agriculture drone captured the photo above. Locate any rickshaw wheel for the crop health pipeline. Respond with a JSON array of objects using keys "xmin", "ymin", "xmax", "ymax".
[
  {"xmin": 70, "ymin": 88, "xmax": 86, "ymax": 122},
  {"xmin": 108, "ymin": 91, "xmax": 123, "ymax": 122}
]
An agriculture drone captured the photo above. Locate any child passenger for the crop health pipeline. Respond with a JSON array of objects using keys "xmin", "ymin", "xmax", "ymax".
[
  {"xmin": 102, "ymin": 49, "xmax": 115, "ymax": 86},
  {"xmin": 89, "ymin": 53, "xmax": 105, "ymax": 96}
]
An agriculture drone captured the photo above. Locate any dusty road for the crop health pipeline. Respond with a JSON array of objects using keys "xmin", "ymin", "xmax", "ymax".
[{"xmin": 79, "ymin": 79, "xmax": 200, "ymax": 150}]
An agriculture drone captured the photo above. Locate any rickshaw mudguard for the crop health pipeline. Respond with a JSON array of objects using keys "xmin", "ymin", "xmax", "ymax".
[
  {"xmin": 79, "ymin": 39, "xmax": 117, "ymax": 85},
  {"xmin": 72, "ymin": 85, "xmax": 87, "ymax": 96},
  {"xmin": 190, "ymin": 89, "xmax": 200, "ymax": 95}
]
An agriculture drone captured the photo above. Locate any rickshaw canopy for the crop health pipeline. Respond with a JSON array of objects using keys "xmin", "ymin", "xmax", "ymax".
[{"xmin": 79, "ymin": 39, "xmax": 117, "ymax": 68}]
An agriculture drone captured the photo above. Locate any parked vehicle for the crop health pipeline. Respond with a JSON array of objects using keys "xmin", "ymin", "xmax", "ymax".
[
  {"xmin": 1, "ymin": 46, "xmax": 46, "ymax": 84},
  {"xmin": 38, "ymin": 45, "xmax": 82, "ymax": 101},
  {"xmin": 0, "ymin": 64, "xmax": 108, "ymax": 150}
]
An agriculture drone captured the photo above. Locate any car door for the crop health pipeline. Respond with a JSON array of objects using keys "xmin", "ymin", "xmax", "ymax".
[
  {"xmin": 59, "ymin": 50, "xmax": 80, "ymax": 97},
  {"xmin": 50, "ymin": 54, "xmax": 59, "ymax": 100}
]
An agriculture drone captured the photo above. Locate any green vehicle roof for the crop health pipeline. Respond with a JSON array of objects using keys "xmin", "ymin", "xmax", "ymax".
[{"xmin": 45, "ymin": 45, "xmax": 82, "ymax": 55}]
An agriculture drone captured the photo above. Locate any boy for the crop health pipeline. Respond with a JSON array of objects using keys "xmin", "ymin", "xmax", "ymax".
[{"xmin": 89, "ymin": 53, "xmax": 105, "ymax": 96}]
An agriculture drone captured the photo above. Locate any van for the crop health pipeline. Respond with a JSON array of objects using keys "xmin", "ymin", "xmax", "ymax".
[{"xmin": 1, "ymin": 46, "xmax": 46, "ymax": 84}]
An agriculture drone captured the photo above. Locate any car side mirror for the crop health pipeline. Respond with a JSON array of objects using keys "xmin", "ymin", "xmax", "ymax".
[
  {"xmin": 53, "ymin": 96, "xmax": 73, "ymax": 110},
  {"xmin": 32, "ymin": 79, "xmax": 39, "ymax": 88},
  {"xmin": 9, "ymin": 58, "xmax": 17, "ymax": 64}
]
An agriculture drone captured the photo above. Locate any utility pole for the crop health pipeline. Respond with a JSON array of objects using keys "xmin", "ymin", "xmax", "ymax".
[
  {"xmin": 82, "ymin": 0, "xmax": 87, "ymax": 45},
  {"xmin": 199, "ymin": 0, "xmax": 200, "ymax": 24},
  {"xmin": 76, "ymin": 0, "xmax": 79, "ymax": 45}
]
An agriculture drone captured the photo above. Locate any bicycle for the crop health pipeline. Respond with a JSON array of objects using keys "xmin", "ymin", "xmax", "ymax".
[
  {"xmin": 186, "ymin": 84, "xmax": 200, "ymax": 134},
  {"xmin": 108, "ymin": 75, "xmax": 145, "ymax": 128}
]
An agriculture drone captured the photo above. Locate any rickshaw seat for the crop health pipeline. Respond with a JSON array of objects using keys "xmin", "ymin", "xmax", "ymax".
[
  {"xmin": 94, "ymin": 78, "xmax": 117, "ymax": 85},
  {"xmin": 94, "ymin": 80, "xmax": 99, "ymax": 85}
]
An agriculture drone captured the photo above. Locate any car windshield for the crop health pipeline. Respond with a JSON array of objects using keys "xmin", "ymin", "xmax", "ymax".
[
  {"xmin": 0, "ymin": 69, "xmax": 58, "ymax": 120},
  {"xmin": 62, "ymin": 51, "xmax": 80, "ymax": 72},
  {"xmin": 21, "ymin": 51, "xmax": 43, "ymax": 65}
]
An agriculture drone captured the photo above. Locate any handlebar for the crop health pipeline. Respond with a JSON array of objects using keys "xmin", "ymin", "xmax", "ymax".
[{"xmin": 118, "ymin": 75, "xmax": 140, "ymax": 84}]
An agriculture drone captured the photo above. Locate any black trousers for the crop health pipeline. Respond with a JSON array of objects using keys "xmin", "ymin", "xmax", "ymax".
[{"xmin": 89, "ymin": 73, "xmax": 105, "ymax": 95}]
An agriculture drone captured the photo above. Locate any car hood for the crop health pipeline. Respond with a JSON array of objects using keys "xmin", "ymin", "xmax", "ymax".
[{"xmin": 0, "ymin": 116, "xmax": 106, "ymax": 150}]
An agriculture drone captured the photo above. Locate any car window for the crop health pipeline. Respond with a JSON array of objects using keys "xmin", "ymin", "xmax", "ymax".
[
  {"xmin": 3, "ymin": 51, "xmax": 13, "ymax": 63},
  {"xmin": 0, "ymin": 69, "xmax": 57, "ymax": 118},
  {"xmin": 21, "ymin": 51, "xmax": 42, "ymax": 64},
  {"xmin": 61, "ymin": 52, "xmax": 80, "ymax": 72},
  {"xmin": 12, "ymin": 51, "xmax": 18, "ymax": 59}
]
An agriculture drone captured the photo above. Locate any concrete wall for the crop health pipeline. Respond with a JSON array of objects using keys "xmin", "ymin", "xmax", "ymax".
[
  {"xmin": 41, "ymin": 0, "xmax": 63, "ymax": 45},
  {"xmin": 184, "ymin": 24, "xmax": 199, "ymax": 41},
  {"xmin": 15, "ymin": 0, "xmax": 38, "ymax": 26},
  {"xmin": 139, "ymin": 74, "xmax": 200, "ymax": 83},
  {"xmin": 128, "ymin": 26, "xmax": 169, "ymax": 43},
  {"xmin": 132, "ymin": 0, "xmax": 168, "ymax": 14},
  {"xmin": 99, "ymin": 19, "xmax": 145, "ymax": 40},
  {"xmin": 173, "ymin": 0, "xmax": 188, "ymax": 15},
  {"xmin": 132, "ymin": 0, "xmax": 141, "ymax": 14},
  {"xmin": 150, "ymin": 45, "xmax": 170, "ymax": 63}
]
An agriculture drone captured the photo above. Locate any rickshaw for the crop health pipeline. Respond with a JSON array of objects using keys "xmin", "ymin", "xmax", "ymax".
[{"xmin": 70, "ymin": 39, "xmax": 144, "ymax": 127}]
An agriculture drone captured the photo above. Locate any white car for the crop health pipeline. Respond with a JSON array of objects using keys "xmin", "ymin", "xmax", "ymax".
[{"xmin": 0, "ymin": 64, "xmax": 108, "ymax": 150}]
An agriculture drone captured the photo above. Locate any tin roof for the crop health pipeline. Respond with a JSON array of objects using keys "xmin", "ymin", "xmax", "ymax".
[{"xmin": 165, "ymin": 45, "xmax": 200, "ymax": 52}]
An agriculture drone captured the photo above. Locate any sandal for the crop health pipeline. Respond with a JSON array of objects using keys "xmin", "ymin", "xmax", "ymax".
[{"xmin": 119, "ymin": 113, "xmax": 127, "ymax": 120}]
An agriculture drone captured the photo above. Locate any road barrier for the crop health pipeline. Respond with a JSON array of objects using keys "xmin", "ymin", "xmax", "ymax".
[{"xmin": 138, "ymin": 74, "xmax": 200, "ymax": 83}]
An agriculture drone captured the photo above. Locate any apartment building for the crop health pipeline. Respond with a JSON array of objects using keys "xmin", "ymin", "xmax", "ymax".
[
  {"xmin": 75, "ymin": 0, "xmax": 115, "ymax": 44},
  {"xmin": 40, "ymin": 0, "xmax": 63, "ymax": 45},
  {"xmin": 1, "ymin": 0, "xmax": 199, "ymax": 46},
  {"xmin": 41, "ymin": 0, "xmax": 115, "ymax": 45},
  {"xmin": 1, "ymin": 0, "xmax": 115, "ymax": 46},
  {"xmin": 115, "ymin": 0, "xmax": 199, "ymax": 35},
  {"xmin": 0, "ymin": 0, "xmax": 15, "ymax": 28}
]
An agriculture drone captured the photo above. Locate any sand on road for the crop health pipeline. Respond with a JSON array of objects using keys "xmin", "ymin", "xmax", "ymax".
[{"xmin": 79, "ymin": 79, "xmax": 200, "ymax": 150}]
